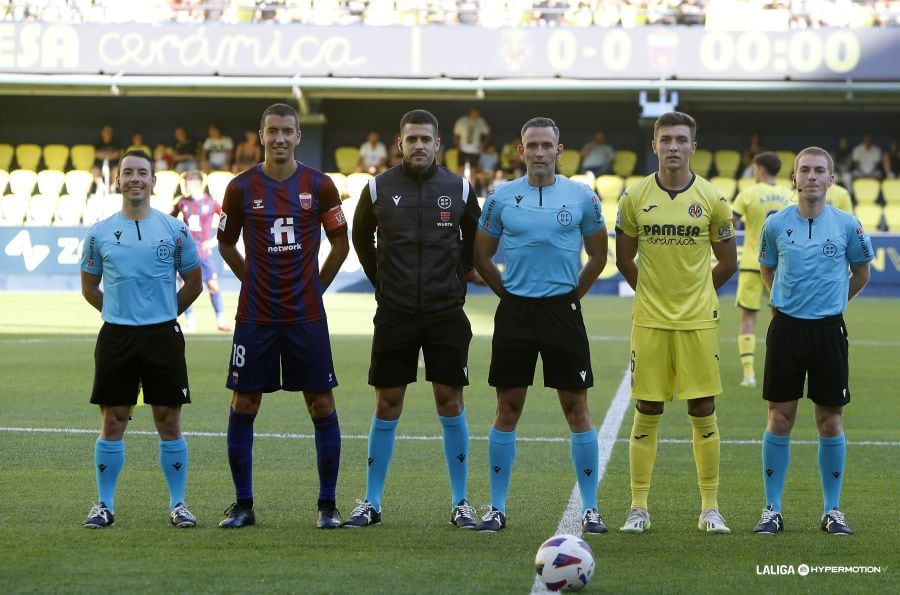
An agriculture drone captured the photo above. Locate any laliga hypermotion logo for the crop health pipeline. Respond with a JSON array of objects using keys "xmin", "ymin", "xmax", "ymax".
[{"xmin": 5, "ymin": 230, "xmax": 50, "ymax": 271}]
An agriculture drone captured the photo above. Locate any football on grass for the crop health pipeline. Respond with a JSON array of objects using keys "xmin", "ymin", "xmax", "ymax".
[{"xmin": 534, "ymin": 534, "xmax": 595, "ymax": 591}]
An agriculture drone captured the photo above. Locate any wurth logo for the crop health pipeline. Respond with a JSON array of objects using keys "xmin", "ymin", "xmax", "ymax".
[
  {"xmin": 268, "ymin": 217, "xmax": 301, "ymax": 253},
  {"xmin": 4, "ymin": 230, "xmax": 50, "ymax": 271}
]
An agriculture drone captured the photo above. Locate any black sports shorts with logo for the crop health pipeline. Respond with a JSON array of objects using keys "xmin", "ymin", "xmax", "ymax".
[
  {"xmin": 90, "ymin": 320, "xmax": 191, "ymax": 407},
  {"xmin": 763, "ymin": 311, "xmax": 850, "ymax": 406},
  {"xmin": 369, "ymin": 306, "xmax": 472, "ymax": 388},
  {"xmin": 488, "ymin": 291, "xmax": 593, "ymax": 390}
]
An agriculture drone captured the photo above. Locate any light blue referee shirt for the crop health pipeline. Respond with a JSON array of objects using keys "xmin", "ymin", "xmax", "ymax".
[
  {"xmin": 81, "ymin": 210, "xmax": 201, "ymax": 325},
  {"xmin": 479, "ymin": 175, "xmax": 605, "ymax": 298},
  {"xmin": 759, "ymin": 204, "xmax": 873, "ymax": 319}
]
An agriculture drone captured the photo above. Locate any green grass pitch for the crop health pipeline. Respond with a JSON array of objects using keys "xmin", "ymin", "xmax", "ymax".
[{"xmin": 0, "ymin": 292, "xmax": 897, "ymax": 593}]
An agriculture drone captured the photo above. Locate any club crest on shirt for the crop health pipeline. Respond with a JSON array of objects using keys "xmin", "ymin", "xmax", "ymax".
[
  {"xmin": 688, "ymin": 204, "xmax": 703, "ymax": 218},
  {"xmin": 299, "ymin": 193, "xmax": 313, "ymax": 210}
]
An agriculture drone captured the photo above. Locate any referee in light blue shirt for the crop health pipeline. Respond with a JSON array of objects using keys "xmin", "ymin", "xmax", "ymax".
[
  {"xmin": 79, "ymin": 150, "xmax": 202, "ymax": 530},
  {"xmin": 473, "ymin": 117, "xmax": 609, "ymax": 534},
  {"xmin": 753, "ymin": 147, "xmax": 873, "ymax": 537}
]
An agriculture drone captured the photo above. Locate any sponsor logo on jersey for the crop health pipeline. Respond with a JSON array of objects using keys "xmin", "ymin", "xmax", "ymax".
[
  {"xmin": 252, "ymin": 198, "xmax": 264, "ymax": 209},
  {"xmin": 299, "ymin": 193, "xmax": 312, "ymax": 210},
  {"xmin": 643, "ymin": 223, "xmax": 701, "ymax": 246},
  {"xmin": 440, "ymin": 211, "xmax": 451, "ymax": 222},
  {"xmin": 268, "ymin": 217, "xmax": 302, "ymax": 253}
]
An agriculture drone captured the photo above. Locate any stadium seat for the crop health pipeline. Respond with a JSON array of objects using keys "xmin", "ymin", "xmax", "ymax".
[
  {"xmin": 883, "ymin": 205, "xmax": 900, "ymax": 231},
  {"xmin": 24, "ymin": 194, "xmax": 57, "ymax": 226},
  {"xmin": 0, "ymin": 144, "xmax": 14, "ymax": 170},
  {"xmin": 14, "ymin": 144, "xmax": 41, "ymax": 171},
  {"xmin": 710, "ymin": 176, "xmax": 737, "ymax": 201},
  {"xmin": 36, "ymin": 169, "xmax": 66, "ymax": 199},
  {"xmin": 9, "ymin": 169, "xmax": 37, "ymax": 198},
  {"xmin": 737, "ymin": 177, "xmax": 755, "ymax": 192},
  {"xmin": 0, "ymin": 169, "xmax": 8, "ymax": 195},
  {"xmin": 443, "ymin": 148, "xmax": 459, "ymax": 172},
  {"xmin": 64, "ymin": 170, "xmax": 93, "ymax": 199},
  {"xmin": 53, "ymin": 194, "xmax": 85, "ymax": 226},
  {"xmin": 881, "ymin": 179, "xmax": 900, "ymax": 205},
  {"xmin": 692, "ymin": 149, "xmax": 713, "ymax": 177},
  {"xmin": 557, "ymin": 149, "xmax": 580, "ymax": 177},
  {"xmin": 625, "ymin": 175, "xmax": 644, "ymax": 190},
  {"xmin": 852, "ymin": 178, "xmax": 881, "ymax": 205},
  {"xmin": 601, "ymin": 201, "xmax": 617, "ymax": 229},
  {"xmin": 0, "ymin": 195, "xmax": 28, "ymax": 226},
  {"xmin": 595, "ymin": 174, "xmax": 623, "ymax": 202},
  {"xmin": 70, "ymin": 144, "xmax": 96, "ymax": 171},
  {"xmin": 82, "ymin": 193, "xmax": 121, "ymax": 225},
  {"xmin": 612, "ymin": 150, "xmax": 637, "ymax": 177},
  {"xmin": 774, "ymin": 150, "xmax": 796, "ymax": 171},
  {"xmin": 568, "ymin": 173, "xmax": 595, "ymax": 189},
  {"xmin": 42, "ymin": 144, "xmax": 70, "ymax": 171},
  {"xmin": 153, "ymin": 170, "xmax": 181, "ymax": 203},
  {"xmin": 713, "ymin": 150, "xmax": 741, "ymax": 178},
  {"xmin": 346, "ymin": 172, "xmax": 373, "ymax": 201},
  {"xmin": 151, "ymin": 194, "xmax": 175, "ymax": 213},
  {"xmin": 206, "ymin": 170, "xmax": 234, "ymax": 204},
  {"xmin": 334, "ymin": 146, "xmax": 358, "ymax": 175},
  {"xmin": 854, "ymin": 204, "xmax": 883, "ymax": 232},
  {"xmin": 326, "ymin": 172, "xmax": 348, "ymax": 198}
]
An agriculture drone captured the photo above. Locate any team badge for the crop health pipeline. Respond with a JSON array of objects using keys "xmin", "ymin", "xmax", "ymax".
[
  {"xmin": 688, "ymin": 204, "xmax": 703, "ymax": 218},
  {"xmin": 299, "ymin": 193, "xmax": 312, "ymax": 210},
  {"xmin": 438, "ymin": 195, "xmax": 452, "ymax": 209}
]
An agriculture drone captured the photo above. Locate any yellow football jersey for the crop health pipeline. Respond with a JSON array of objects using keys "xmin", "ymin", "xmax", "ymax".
[
  {"xmin": 826, "ymin": 184, "xmax": 853, "ymax": 213},
  {"xmin": 617, "ymin": 174, "xmax": 734, "ymax": 330},
  {"xmin": 732, "ymin": 182, "xmax": 793, "ymax": 271}
]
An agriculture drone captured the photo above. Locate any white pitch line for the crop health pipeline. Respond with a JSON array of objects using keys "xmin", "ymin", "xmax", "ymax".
[{"xmin": 0, "ymin": 426, "xmax": 897, "ymax": 447}]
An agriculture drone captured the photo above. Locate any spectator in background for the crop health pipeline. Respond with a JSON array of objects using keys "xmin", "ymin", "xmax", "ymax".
[
  {"xmin": 833, "ymin": 136, "xmax": 853, "ymax": 190},
  {"xmin": 356, "ymin": 130, "xmax": 388, "ymax": 174},
  {"xmin": 477, "ymin": 142, "xmax": 500, "ymax": 195},
  {"xmin": 154, "ymin": 143, "xmax": 174, "ymax": 171},
  {"xmin": 882, "ymin": 139, "xmax": 900, "ymax": 179},
  {"xmin": 126, "ymin": 132, "xmax": 152, "ymax": 156},
  {"xmin": 387, "ymin": 133, "xmax": 403, "ymax": 168},
  {"xmin": 578, "ymin": 131, "xmax": 616, "ymax": 176},
  {"xmin": 172, "ymin": 126, "xmax": 200, "ymax": 173},
  {"xmin": 202, "ymin": 123, "xmax": 234, "ymax": 173},
  {"xmin": 232, "ymin": 130, "xmax": 262, "ymax": 173},
  {"xmin": 851, "ymin": 133, "xmax": 883, "ymax": 180},
  {"xmin": 741, "ymin": 132, "xmax": 765, "ymax": 178},
  {"xmin": 499, "ymin": 135, "xmax": 523, "ymax": 179},
  {"xmin": 92, "ymin": 124, "xmax": 121, "ymax": 192},
  {"xmin": 453, "ymin": 107, "xmax": 491, "ymax": 186}
]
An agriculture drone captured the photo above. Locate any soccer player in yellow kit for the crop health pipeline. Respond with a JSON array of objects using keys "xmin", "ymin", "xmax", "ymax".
[
  {"xmin": 615, "ymin": 112, "xmax": 737, "ymax": 534},
  {"xmin": 731, "ymin": 152, "xmax": 792, "ymax": 387}
]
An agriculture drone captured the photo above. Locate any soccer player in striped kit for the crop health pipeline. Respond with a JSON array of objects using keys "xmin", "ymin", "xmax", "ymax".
[{"xmin": 217, "ymin": 103, "xmax": 350, "ymax": 529}]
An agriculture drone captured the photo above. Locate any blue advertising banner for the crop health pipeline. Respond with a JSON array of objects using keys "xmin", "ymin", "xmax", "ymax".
[{"xmin": 3, "ymin": 227, "xmax": 900, "ymax": 296}]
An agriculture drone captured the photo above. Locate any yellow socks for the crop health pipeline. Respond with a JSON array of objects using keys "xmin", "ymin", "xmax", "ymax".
[
  {"xmin": 629, "ymin": 408, "xmax": 661, "ymax": 510},
  {"xmin": 690, "ymin": 412, "xmax": 721, "ymax": 510},
  {"xmin": 738, "ymin": 334, "xmax": 756, "ymax": 381}
]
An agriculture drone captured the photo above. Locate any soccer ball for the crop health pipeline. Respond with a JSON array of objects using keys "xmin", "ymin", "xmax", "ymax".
[{"xmin": 534, "ymin": 533, "xmax": 595, "ymax": 591}]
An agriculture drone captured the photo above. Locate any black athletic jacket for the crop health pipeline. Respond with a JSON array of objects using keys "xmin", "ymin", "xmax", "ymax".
[{"xmin": 352, "ymin": 160, "xmax": 481, "ymax": 314}]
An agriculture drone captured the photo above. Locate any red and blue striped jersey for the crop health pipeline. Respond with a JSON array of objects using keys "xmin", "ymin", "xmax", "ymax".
[
  {"xmin": 218, "ymin": 162, "xmax": 346, "ymax": 324},
  {"xmin": 172, "ymin": 194, "xmax": 221, "ymax": 247}
]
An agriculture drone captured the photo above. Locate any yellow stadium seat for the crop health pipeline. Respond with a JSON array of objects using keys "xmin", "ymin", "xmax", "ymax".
[
  {"xmin": 0, "ymin": 144, "xmax": 14, "ymax": 170},
  {"xmin": 152, "ymin": 170, "xmax": 181, "ymax": 202},
  {"xmin": 568, "ymin": 174, "xmax": 595, "ymax": 189},
  {"xmin": 43, "ymin": 144, "xmax": 70, "ymax": 171},
  {"xmin": 206, "ymin": 170, "xmax": 234, "ymax": 204},
  {"xmin": 53, "ymin": 194, "xmax": 85, "ymax": 226},
  {"xmin": 612, "ymin": 150, "xmax": 637, "ymax": 177},
  {"xmin": 346, "ymin": 172, "xmax": 373, "ymax": 201},
  {"xmin": 713, "ymin": 150, "xmax": 741, "ymax": 178},
  {"xmin": 883, "ymin": 205, "xmax": 900, "ymax": 231},
  {"xmin": 82, "ymin": 193, "xmax": 121, "ymax": 225},
  {"xmin": 36, "ymin": 169, "xmax": 66, "ymax": 199},
  {"xmin": 334, "ymin": 146, "xmax": 359, "ymax": 175},
  {"xmin": 601, "ymin": 201, "xmax": 618, "ymax": 229},
  {"xmin": 881, "ymin": 179, "xmax": 900, "ymax": 205},
  {"xmin": 0, "ymin": 195, "xmax": 28, "ymax": 226},
  {"xmin": 325, "ymin": 172, "xmax": 348, "ymax": 199},
  {"xmin": 852, "ymin": 178, "xmax": 881, "ymax": 205},
  {"xmin": 625, "ymin": 175, "xmax": 644, "ymax": 190},
  {"xmin": 557, "ymin": 149, "xmax": 580, "ymax": 177},
  {"xmin": 24, "ymin": 194, "xmax": 57, "ymax": 226},
  {"xmin": 70, "ymin": 145, "xmax": 96, "ymax": 171},
  {"xmin": 443, "ymin": 148, "xmax": 459, "ymax": 172},
  {"xmin": 0, "ymin": 169, "xmax": 8, "ymax": 195},
  {"xmin": 692, "ymin": 149, "xmax": 713, "ymax": 177},
  {"xmin": 9, "ymin": 169, "xmax": 37, "ymax": 198},
  {"xmin": 854, "ymin": 204, "xmax": 883, "ymax": 232},
  {"xmin": 738, "ymin": 177, "xmax": 756, "ymax": 192},
  {"xmin": 774, "ymin": 150, "xmax": 796, "ymax": 172},
  {"xmin": 65, "ymin": 170, "xmax": 93, "ymax": 199},
  {"xmin": 710, "ymin": 176, "xmax": 737, "ymax": 201},
  {"xmin": 595, "ymin": 174, "xmax": 624, "ymax": 202},
  {"xmin": 15, "ymin": 144, "xmax": 41, "ymax": 171}
]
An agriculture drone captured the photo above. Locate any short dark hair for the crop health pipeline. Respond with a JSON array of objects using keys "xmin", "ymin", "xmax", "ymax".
[
  {"xmin": 794, "ymin": 146, "xmax": 834, "ymax": 175},
  {"xmin": 118, "ymin": 149, "xmax": 154, "ymax": 176},
  {"xmin": 520, "ymin": 117, "xmax": 559, "ymax": 142},
  {"xmin": 753, "ymin": 151, "xmax": 781, "ymax": 177},
  {"xmin": 653, "ymin": 111, "xmax": 697, "ymax": 142},
  {"xmin": 259, "ymin": 103, "xmax": 299, "ymax": 131},
  {"xmin": 399, "ymin": 109, "xmax": 439, "ymax": 136},
  {"xmin": 183, "ymin": 169, "xmax": 203, "ymax": 182}
]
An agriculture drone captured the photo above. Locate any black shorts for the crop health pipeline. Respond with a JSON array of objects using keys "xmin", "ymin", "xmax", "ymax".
[
  {"xmin": 90, "ymin": 321, "xmax": 191, "ymax": 407},
  {"xmin": 369, "ymin": 306, "xmax": 472, "ymax": 388},
  {"xmin": 458, "ymin": 151, "xmax": 480, "ymax": 168},
  {"xmin": 762, "ymin": 311, "xmax": 850, "ymax": 406},
  {"xmin": 489, "ymin": 292, "xmax": 593, "ymax": 390}
]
